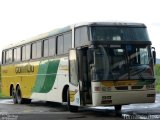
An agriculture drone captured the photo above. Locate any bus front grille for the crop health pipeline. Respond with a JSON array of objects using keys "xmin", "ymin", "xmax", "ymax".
[
  {"xmin": 115, "ymin": 86, "xmax": 128, "ymax": 90},
  {"xmin": 131, "ymin": 86, "xmax": 144, "ymax": 90}
]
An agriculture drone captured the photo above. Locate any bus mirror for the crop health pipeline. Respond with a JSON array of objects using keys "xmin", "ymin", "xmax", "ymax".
[{"xmin": 152, "ymin": 47, "xmax": 156, "ymax": 64}]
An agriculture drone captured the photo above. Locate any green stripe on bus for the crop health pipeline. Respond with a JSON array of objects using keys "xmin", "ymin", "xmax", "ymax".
[
  {"xmin": 32, "ymin": 60, "xmax": 49, "ymax": 92},
  {"xmin": 40, "ymin": 59, "xmax": 60, "ymax": 93},
  {"xmin": 32, "ymin": 59, "xmax": 60, "ymax": 93}
]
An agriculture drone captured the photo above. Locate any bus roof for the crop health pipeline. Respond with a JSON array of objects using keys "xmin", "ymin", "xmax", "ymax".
[
  {"xmin": 74, "ymin": 22, "xmax": 146, "ymax": 27},
  {"xmin": 3, "ymin": 22, "xmax": 146, "ymax": 50}
]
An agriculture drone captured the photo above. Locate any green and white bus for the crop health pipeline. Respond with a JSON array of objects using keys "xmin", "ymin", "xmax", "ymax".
[{"xmin": 1, "ymin": 22, "xmax": 156, "ymax": 112}]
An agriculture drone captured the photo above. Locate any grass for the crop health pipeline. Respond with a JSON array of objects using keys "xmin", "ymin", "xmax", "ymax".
[
  {"xmin": 155, "ymin": 64, "xmax": 160, "ymax": 93},
  {"xmin": 156, "ymin": 76, "xmax": 160, "ymax": 93},
  {"xmin": 156, "ymin": 85, "xmax": 160, "ymax": 93}
]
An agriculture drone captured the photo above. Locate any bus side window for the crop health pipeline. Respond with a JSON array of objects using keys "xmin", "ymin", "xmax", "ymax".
[
  {"xmin": 2, "ymin": 51, "xmax": 6, "ymax": 64},
  {"xmin": 57, "ymin": 35, "xmax": 64, "ymax": 55},
  {"xmin": 32, "ymin": 41, "xmax": 42, "ymax": 59},
  {"xmin": 44, "ymin": 39, "xmax": 49, "ymax": 57},
  {"xmin": 75, "ymin": 28, "xmax": 80, "ymax": 47},
  {"xmin": 75, "ymin": 26, "xmax": 88, "ymax": 47},
  {"xmin": 26, "ymin": 44, "xmax": 31, "ymax": 60},
  {"xmin": 81, "ymin": 27, "xmax": 88, "ymax": 45},
  {"xmin": 6, "ymin": 49, "xmax": 13, "ymax": 63},
  {"xmin": 64, "ymin": 32, "xmax": 72, "ymax": 54},
  {"xmin": 37, "ymin": 41, "xmax": 42, "ymax": 58},
  {"xmin": 22, "ymin": 46, "xmax": 26, "ymax": 61},
  {"xmin": 17, "ymin": 47, "xmax": 21, "ymax": 62},
  {"xmin": 5, "ymin": 51, "xmax": 9, "ymax": 63},
  {"xmin": 13, "ymin": 48, "xmax": 17, "ymax": 62},
  {"xmin": 32, "ymin": 43, "xmax": 37, "ymax": 59},
  {"xmin": 49, "ymin": 37, "xmax": 56, "ymax": 56}
]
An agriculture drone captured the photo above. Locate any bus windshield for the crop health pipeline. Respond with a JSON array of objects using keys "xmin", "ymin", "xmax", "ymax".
[
  {"xmin": 91, "ymin": 44, "xmax": 154, "ymax": 81},
  {"xmin": 91, "ymin": 26, "xmax": 149, "ymax": 41}
]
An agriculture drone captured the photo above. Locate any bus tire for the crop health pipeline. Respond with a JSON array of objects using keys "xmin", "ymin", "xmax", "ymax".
[
  {"xmin": 23, "ymin": 99, "xmax": 31, "ymax": 104},
  {"xmin": 67, "ymin": 89, "xmax": 78, "ymax": 112},
  {"xmin": 16, "ymin": 86, "xmax": 24, "ymax": 104},
  {"xmin": 11, "ymin": 87, "xmax": 17, "ymax": 104},
  {"xmin": 114, "ymin": 105, "xmax": 122, "ymax": 111}
]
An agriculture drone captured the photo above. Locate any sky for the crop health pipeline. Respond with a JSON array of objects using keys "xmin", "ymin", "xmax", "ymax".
[{"xmin": 0, "ymin": 0, "xmax": 160, "ymax": 59}]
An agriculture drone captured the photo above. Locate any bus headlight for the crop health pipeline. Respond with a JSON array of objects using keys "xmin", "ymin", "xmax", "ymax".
[
  {"xmin": 94, "ymin": 87, "xmax": 101, "ymax": 91},
  {"xmin": 146, "ymin": 84, "xmax": 155, "ymax": 89},
  {"xmin": 102, "ymin": 87, "xmax": 111, "ymax": 91}
]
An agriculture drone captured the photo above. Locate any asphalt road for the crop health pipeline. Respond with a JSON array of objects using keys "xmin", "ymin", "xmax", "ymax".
[{"xmin": 0, "ymin": 94, "xmax": 160, "ymax": 120}]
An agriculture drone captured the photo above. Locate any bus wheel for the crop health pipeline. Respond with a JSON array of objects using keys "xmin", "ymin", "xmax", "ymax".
[
  {"xmin": 114, "ymin": 105, "xmax": 122, "ymax": 111},
  {"xmin": 115, "ymin": 105, "xmax": 122, "ymax": 116},
  {"xmin": 23, "ymin": 99, "xmax": 31, "ymax": 104},
  {"xmin": 67, "ymin": 89, "xmax": 78, "ymax": 112},
  {"xmin": 16, "ymin": 86, "xmax": 24, "ymax": 104},
  {"xmin": 11, "ymin": 87, "xmax": 17, "ymax": 104}
]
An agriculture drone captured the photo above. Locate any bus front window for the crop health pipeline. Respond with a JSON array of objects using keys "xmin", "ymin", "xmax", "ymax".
[
  {"xmin": 91, "ymin": 45, "xmax": 154, "ymax": 81},
  {"xmin": 91, "ymin": 46, "xmax": 110, "ymax": 81},
  {"xmin": 126, "ymin": 45, "xmax": 153, "ymax": 80},
  {"xmin": 91, "ymin": 26, "xmax": 149, "ymax": 41}
]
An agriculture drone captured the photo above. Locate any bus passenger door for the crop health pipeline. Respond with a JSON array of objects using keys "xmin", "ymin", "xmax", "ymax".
[{"xmin": 69, "ymin": 49, "xmax": 80, "ymax": 106}]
